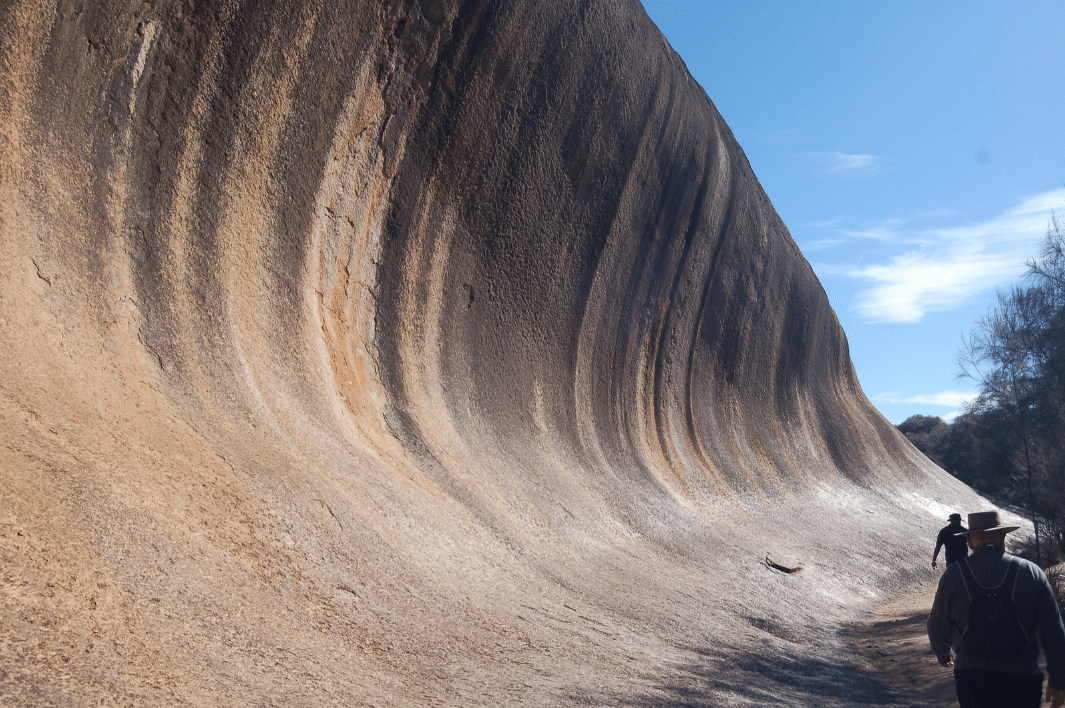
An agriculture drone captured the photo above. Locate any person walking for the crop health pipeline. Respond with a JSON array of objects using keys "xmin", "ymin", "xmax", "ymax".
[
  {"xmin": 932, "ymin": 512, "xmax": 969, "ymax": 569},
  {"xmin": 927, "ymin": 511, "xmax": 1065, "ymax": 708}
]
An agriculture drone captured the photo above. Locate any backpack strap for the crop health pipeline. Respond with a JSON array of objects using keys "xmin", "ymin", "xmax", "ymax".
[
  {"xmin": 1006, "ymin": 562, "xmax": 1031, "ymax": 645},
  {"xmin": 957, "ymin": 555, "xmax": 1016, "ymax": 594},
  {"xmin": 957, "ymin": 556, "xmax": 976, "ymax": 602},
  {"xmin": 1004, "ymin": 560, "xmax": 1021, "ymax": 595}
]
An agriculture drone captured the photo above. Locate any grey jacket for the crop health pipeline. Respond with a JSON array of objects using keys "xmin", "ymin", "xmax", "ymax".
[{"xmin": 927, "ymin": 544, "xmax": 1065, "ymax": 689}]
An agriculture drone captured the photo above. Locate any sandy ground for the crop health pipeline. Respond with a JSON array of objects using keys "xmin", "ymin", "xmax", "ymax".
[{"xmin": 855, "ymin": 581, "xmax": 959, "ymax": 707}]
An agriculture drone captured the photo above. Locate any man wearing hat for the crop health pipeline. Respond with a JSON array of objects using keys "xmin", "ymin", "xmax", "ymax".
[
  {"xmin": 928, "ymin": 511, "xmax": 1065, "ymax": 708},
  {"xmin": 932, "ymin": 512, "xmax": 969, "ymax": 569}
]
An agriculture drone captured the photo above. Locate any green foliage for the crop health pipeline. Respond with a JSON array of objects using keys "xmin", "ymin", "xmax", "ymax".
[
  {"xmin": 897, "ymin": 410, "xmax": 1015, "ymax": 494},
  {"xmin": 897, "ymin": 414, "xmax": 951, "ymax": 468}
]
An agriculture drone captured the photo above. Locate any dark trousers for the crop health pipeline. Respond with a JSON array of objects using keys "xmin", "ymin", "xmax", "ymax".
[{"xmin": 954, "ymin": 668, "xmax": 1044, "ymax": 708}]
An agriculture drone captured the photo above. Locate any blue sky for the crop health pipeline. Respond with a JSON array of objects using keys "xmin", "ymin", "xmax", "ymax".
[{"xmin": 641, "ymin": 0, "xmax": 1065, "ymax": 424}]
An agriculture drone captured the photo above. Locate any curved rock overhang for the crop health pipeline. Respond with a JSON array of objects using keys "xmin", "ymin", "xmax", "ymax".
[{"xmin": 0, "ymin": 1, "xmax": 983, "ymax": 704}]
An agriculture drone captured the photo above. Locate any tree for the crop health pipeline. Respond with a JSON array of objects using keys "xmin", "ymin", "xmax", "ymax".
[
  {"xmin": 961, "ymin": 219, "xmax": 1065, "ymax": 565},
  {"xmin": 898, "ymin": 414, "xmax": 951, "ymax": 469}
]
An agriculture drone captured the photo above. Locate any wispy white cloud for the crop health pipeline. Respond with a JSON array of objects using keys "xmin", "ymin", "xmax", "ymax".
[
  {"xmin": 874, "ymin": 390, "xmax": 978, "ymax": 422},
  {"xmin": 875, "ymin": 390, "xmax": 976, "ymax": 408},
  {"xmin": 841, "ymin": 218, "xmax": 907, "ymax": 242},
  {"xmin": 914, "ymin": 208, "xmax": 960, "ymax": 221},
  {"xmin": 801, "ymin": 237, "xmax": 845, "ymax": 251},
  {"xmin": 805, "ymin": 151, "xmax": 880, "ymax": 175},
  {"xmin": 1006, "ymin": 190, "xmax": 1065, "ymax": 218},
  {"xmin": 851, "ymin": 251, "xmax": 1016, "ymax": 322},
  {"xmin": 840, "ymin": 188, "xmax": 1065, "ymax": 323},
  {"xmin": 808, "ymin": 216, "xmax": 848, "ymax": 229}
]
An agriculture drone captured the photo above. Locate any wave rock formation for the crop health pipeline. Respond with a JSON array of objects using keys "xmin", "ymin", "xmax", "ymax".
[{"xmin": 1, "ymin": 1, "xmax": 980, "ymax": 705}]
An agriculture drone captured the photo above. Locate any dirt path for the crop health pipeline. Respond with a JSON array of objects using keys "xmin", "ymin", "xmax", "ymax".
[{"xmin": 854, "ymin": 582, "xmax": 958, "ymax": 707}]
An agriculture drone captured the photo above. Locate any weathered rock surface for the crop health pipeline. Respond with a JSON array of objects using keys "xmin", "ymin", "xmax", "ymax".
[{"xmin": 0, "ymin": 1, "xmax": 986, "ymax": 705}]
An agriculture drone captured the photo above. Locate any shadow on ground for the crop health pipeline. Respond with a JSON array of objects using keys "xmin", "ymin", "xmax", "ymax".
[
  {"xmin": 854, "ymin": 582, "xmax": 958, "ymax": 708},
  {"xmin": 569, "ymin": 635, "xmax": 933, "ymax": 707}
]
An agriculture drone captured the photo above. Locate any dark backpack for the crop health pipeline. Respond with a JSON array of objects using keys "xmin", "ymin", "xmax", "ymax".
[{"xmin": 957, "ymin": 558, "xmax": 1030, "ymax": 661}]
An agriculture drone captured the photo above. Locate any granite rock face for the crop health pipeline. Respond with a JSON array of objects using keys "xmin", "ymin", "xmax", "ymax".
[{"xmin": 1, "ymin": 1, "xmax": 981, "ymax": 705}]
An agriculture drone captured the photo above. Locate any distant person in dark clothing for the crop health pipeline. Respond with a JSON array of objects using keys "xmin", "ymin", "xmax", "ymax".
[
  {"xmin": 927, "ymin": 511, "xmax": 1065, "ymax": 708},
  {"xmin": 933, "ymin": 513, "xmax": 969, "ymax": 569}
]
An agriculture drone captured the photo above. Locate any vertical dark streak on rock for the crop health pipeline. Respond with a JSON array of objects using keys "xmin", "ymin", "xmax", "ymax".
[{"xmin": 679, "ymin": 149, "xmax": 737, "ymax": 483}]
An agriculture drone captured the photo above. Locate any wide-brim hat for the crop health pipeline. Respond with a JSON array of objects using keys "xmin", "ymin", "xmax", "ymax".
[{"xmin": 955, "ymin": 510, "xmax": 1020, "ymax": 536}]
